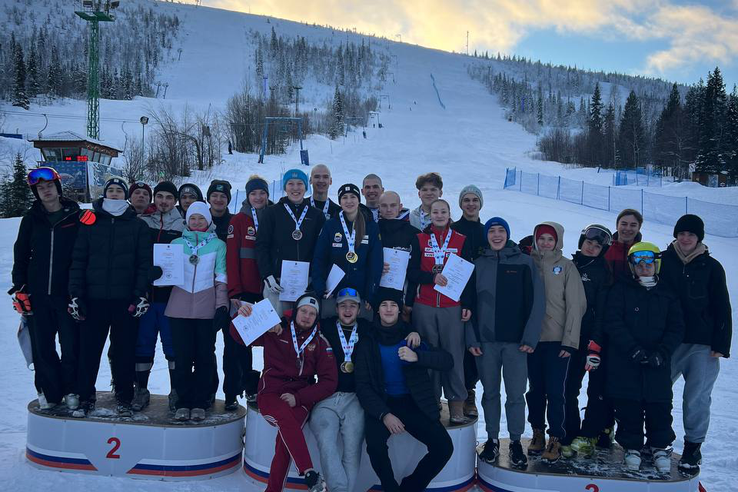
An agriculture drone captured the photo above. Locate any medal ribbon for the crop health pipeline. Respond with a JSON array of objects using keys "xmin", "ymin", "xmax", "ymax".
[
  {"xmin": 336, "ymin": 321, "xmax": 359, "ymax": 362},
  {"xmin": 251, "ymin": 207, "xmax": 259, "ymax": 232},
  {"xmin": 183, "ymin": 232, "xmax": 216, "ymax": 257},
  {"xmin": 311, "ymin": 196, "xmax": 331, "ymax": 219},
  {"xmin": 339, "ymin": 211, "xmax": 357, "ymax": 255},
  {"xmin": 284, "ymin": 203, "xmax": 309, "ymax": 233},
  {"xmin": 429, "ymin": 228, "xmax": 452, "ymax": 266},
  {"xmin": 290, "ymin": 321, "xmax": 318, "ymax": 365}
]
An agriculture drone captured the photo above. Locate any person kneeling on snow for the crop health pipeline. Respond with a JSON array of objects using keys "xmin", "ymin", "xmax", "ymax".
[
  {"xmin": 235, "ymin": 292, "xmax": 337, "ymax": 492},
  {"xmin": 354, "ymin": 288, "xmax": 454, "ymax": 492},
  {"xmin": 605, "ymin": 242, "xmax": 684, "ymax": 473}
]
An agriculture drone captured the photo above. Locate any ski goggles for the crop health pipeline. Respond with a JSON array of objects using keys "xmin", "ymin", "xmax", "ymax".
[
  {"xmin": 27, "ymin": 167, "xmax": 60, "ymax": 186},
  {"xmin": 583, "ymin": 226, "xmax": 612, "ymax": 246},
  {"xmin": 336, "ymin": 287, "xmax": 361, "ymax": 304},
  {"xmin": 629, "ymin": 250, "xmax": 660, "ymax": 265}
]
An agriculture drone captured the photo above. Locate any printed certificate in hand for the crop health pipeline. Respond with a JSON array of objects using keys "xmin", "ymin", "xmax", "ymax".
[
  {"xmin": 434, "ymin": 253, "xmax": 475, "ymax": 302},
  {"xmin": 380, "ymin": 248, "xmax": 410, "ymax": 291},
  {"xmin": 153, "ymin": 243, "xmax": 185, "ymax": 287},
  {"xmin": 279, "ymin": 260, "xmax": 310, "ymax": 302},
  {"xmin": 232, "ymin": 299, "xmax": 281, "ymax": 346},
  {"xmin": 325, "ymin": 264, "xmax": 345, "ymax": 297}
]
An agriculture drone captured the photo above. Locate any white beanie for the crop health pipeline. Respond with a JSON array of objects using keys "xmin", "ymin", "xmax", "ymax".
[{"xmin": 185, "ymin": 201, "xmax": 212, "ymax": 226}]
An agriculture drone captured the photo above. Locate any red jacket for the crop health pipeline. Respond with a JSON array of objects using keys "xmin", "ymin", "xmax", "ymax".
[
  {"xmin": 232, "ymin": 313, "xmax": 338, "ymax": 409},
  {"xmin": 408, "ymin": 226, "xmax": 473, "ymax": 309},
  {"xmin": 604, "ymin": 232, "xmax": 642, "ymax": 283},
  {"xmin": 226, "ymin": 210, "xmax": 261, "ymax": 298}
]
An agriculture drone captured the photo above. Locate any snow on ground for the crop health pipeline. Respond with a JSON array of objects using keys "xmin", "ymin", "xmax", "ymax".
[{"xmin": 1, "ymin": 2, "xmax": 737, "ymax": 490}]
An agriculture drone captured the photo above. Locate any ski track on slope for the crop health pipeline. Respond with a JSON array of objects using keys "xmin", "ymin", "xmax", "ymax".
[{"xmin": 1, "ymin": 2, "xmax": 737, "ymax": 490}]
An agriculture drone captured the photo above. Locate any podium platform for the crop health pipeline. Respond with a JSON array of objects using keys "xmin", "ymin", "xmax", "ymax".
[
  {"xmin": 477, "ymin": 438, "xmax": 705, "ymax": 492},
  {"xmin": 26, "ymin": 392, "xmax": 245, "ymax": 480},
  {"xmin": 243, "ymin": 400, "xmax": 478, "ymax": 491}
]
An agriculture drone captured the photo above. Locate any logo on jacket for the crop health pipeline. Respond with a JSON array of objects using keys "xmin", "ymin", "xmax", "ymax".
[
  {"xmin": 80, "ymin": 210, "xmax": 96, "ymax": 226},
  {"xmin": 581, "ymin": 273, "xmax": 591, "ymax": 282},
  {"xmin": 334, "ymin": 232, "xmax": 343, "ymax": 242},
  {"xmin": 247, "ymin": 226, "xmax": 256, "ymax": 236},
  {"xmin": 553, "ymin": 265, "xmax": 563, "ymax": 275},
  {"xmin": 228, "ymin": 224, "xmax": 234, "ymax": 234}
]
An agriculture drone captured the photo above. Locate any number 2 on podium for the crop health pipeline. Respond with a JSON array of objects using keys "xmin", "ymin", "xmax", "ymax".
[
  {"xmin": 106, "ymin": 437, "xmax": 121, "ymax": 459},
  {"xmin": 585, "ymin": 485, "xmax": 600, "ymax": 492}
]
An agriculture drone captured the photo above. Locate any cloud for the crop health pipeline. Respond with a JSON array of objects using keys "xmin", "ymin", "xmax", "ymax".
[{"xmin": 205, "ymin": 0, "xmax": 738, "ymax": 76}]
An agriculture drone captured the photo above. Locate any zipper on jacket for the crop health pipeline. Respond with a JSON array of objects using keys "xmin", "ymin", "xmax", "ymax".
[
  {"xmin": 47, "ymin": 208, "xmax": 78, "ymax": 296},
  {"xmin": 107, "ymin": 217, "xmax": 115, "ymax": 298}
]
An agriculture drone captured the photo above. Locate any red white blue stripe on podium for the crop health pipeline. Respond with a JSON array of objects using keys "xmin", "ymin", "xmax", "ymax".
[
  {"xmin": 127, "ymin": 452, "xmax": 242, "ymax": 477},
  {"xmin": 26, "ymin": 446, "xmax": 98, "ymax": 472}
]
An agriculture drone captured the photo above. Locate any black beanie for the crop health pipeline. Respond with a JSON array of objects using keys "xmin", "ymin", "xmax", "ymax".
[
  {"xmin": 103, "ymin": 178, "xmax": 129, "ymax": 199},
  {"xmin": 374, "ymin": 287, "xmax": 404, "ymax": 311},
  {"xmin": 337, "ymin": 183, "xmax": 361, "ymax": 203},
  {"xmin": 178, "ymin": 183, "xmax": 203, "ymax": 201},
  {"xmin": 674, "ymin": 214, "xmax": 705, "ymax": 242},
  {"xmin": 207, "ymin": 179, "xmax": 232, "ymax": 203},
  {"xmin": 154, "ymin": 181, "xmax": 178, "ymax": 199},
  {"xmin": 245, "ymin": 177, "xmax": 269, "ymax": 197}
]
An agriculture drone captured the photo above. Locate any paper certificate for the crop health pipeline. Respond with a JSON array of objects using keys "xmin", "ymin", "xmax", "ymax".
[
  {"xmin": 380, "ymin": 248, "xmax": 410, "ymax": 291},
  {"xmin": 279, "ymin": 260, "xmax": 310, "ymax": 302},
  {"xmin": 153, "ymin": 243, "xmax": 185, "ymax": 287},
  {"xmin": 433, "ymin": 253, "xmax": 475, "ymax": 302},
  {"xmin": 325, "ymin": 264, "xmax": 345, "ymax": 297},
  {"xmin": 232, "ymin": 299, "xmax": 281, "ymax": 346}
]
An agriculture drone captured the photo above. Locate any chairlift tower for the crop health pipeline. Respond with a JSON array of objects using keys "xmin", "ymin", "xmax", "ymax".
[{"xmin": 75, "ymin": 1, "xmax": 119, "ymax": 140}]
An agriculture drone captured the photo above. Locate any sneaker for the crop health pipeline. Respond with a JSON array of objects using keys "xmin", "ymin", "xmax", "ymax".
[
  {"xmin": 72, "ymin": 400, "xmax": 95, "ymax": 418},
  {"xmin": 678, "ymin": 441, "xmax": 701, "ymax": 475},
  {"xmin": 464, "ymin": 389, "xmax": 478, "ymax": 418},
  {"xmin": 37, "ymin": 392, "xmax": 55, "ymax": 410},
  {"xmin": 245, "ymin": 393, "xmax": 257, "ymax": 404},
  {"xmin": 561, "ymin": 444, "xmax": 575, "ymax": 458},
  {"xmin": 190, "ymin": 408, "xmax": 206, "ymax": 421},
  {"xmin": 116, "ymin": 402, "xmax": 133, "ymax": 418},
  {"xmin": 652, "ymin": 448, "xmax": 672, "ymax": 474},
  {"xmin": 528, "ymin": 428, "xmax": 546, "ymax": 455},
  {"xmin": 63, "ymin": 393, "xmax": 80, "ymax": 410},
  {"xmin": 509, "ymin": 440, "xmax": 528, "ymax": 469},
  {"xmin": 132, "ymin": 387, "xmax": 150, "ymax": 412},
  {"xmin": 448, "ymin": 401, "xmax": 470, "ymax": 425},
  {"xmin": 597, "ymin": 426, "xmax": 615, "ymax": 448},
  {"xmin": 624, "ymin": 449, "xmax": 642, "ymax": 470},
  {"xmin": 224, "ymin": 396, "xmax": 239, "ymax": 412},
  {"xmin": 304, "ymin": 470, "xmax": 326, "ymax": 492},
  {"xmin": 174, "ymin": 408, "xmax": 190, "ymax": 421},
  {"xmin": 479, "ymin": 439, "xmax": 500, "ymax": 464},
  {"xmin": 542, "ymin": 436, "xmax": 562, "ymax": 462},
  {"xmin": 571, "ymin": 436, "xmax": 597, "ymax": 457},
  {"xmin": 168, "ymin": 389, "xmax": 178, "ymax": 413}
]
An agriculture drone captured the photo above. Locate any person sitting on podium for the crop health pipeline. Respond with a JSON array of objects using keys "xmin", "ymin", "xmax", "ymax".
[{"xmin": 354, "ymin": 288, "xmax": 454, "ymax": 492}]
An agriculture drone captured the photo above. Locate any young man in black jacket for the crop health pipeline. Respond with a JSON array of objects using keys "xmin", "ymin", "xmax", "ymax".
[
  {"xmin": 11, "ymin": 168, "xmax": 81, "ymax": 410},
  {"xmin": 660, "ymin": 214, "xmax": 732, "ymax": 474},
  {"xmin": 354, "ymin": 288, "xmax": 454, "ymax": 492},
  {"xmin": 69, "ymin": 178, "xmax": 152, "ymax": 418},
  {"xmin": 207, "ymin": 179, "xmax": 232, "ymax": 241}
]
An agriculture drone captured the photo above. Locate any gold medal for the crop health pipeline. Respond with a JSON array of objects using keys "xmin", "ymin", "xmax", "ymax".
[
  {"xmin": 346, "ymin": 251, "xmax": 358, "ymax": 263},
  {"xmin": 340, "ymin": 361, "xmax": 354, "ymax": 373}
]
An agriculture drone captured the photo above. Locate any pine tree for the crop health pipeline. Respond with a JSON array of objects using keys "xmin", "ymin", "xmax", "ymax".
[
  {"xmin": 328, "ymin": 86, "xmax": 344, "ymax": 139},
  {"xmin": 4, "ymin": 154, "xmax": 32, "ymax": 217},
  {"xmin": 27, "ymin": 45, "xmax": 39, "ymax": 99},
  {"xmin": 653, "ymin": 83, "xmax": 686, "ymax": 176},
  {"xmin": 536, "ymin": 85, "xmax": 544, "ymax": 126},
  {"xmin": 603, "ymin": 103, "xmax": 617, "ymax": 168},
  {"xmin": 618, "ymin": 90, "xmax": 645, "ymax": 168},
  {"xmin": 725, "ymin": 88, "xmax": 738, "ymax": 180},
  {"xmin": 12, "ymin": 45, "xmax": 29, "ymax": 109},
  {"xmin": 696, "ymin": 67, "xmax": 728, "ymax": 173},
  {"xmin": 587, "ymin": 83, "xmax": 604, "ymax": 165}
]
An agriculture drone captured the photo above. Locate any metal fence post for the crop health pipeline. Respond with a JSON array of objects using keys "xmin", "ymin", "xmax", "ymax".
[
  {"xmin": 557, "ymin": 176, "xmax": 561, "ymax": 200},
  {"xmin": 537, "ymin": 173, "xmax": 540, "ymax": 196},
  {"xmin": 608, "ymin": 186, "xmax": 611, "ymax": 211},
  {"xmin": 581, "ymin": 180, "xmax": 585, "ymax": 205},
  {"xmin": 641, "ymin": 189, "xmax": 644, "ymax": 215},
  {"xmin": 685, "ymin": 196, "xmax": 688, "ymax": 214},
  {"xmin": 504, "ymin": 168, "xmax": 508, "ymax": 188}
]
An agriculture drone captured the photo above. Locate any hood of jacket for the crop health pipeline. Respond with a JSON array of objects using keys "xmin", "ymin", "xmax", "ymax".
[
  {"xmin": 91, "ymin": 198, "xmax": 137, "ymax": 220},
  {"xmin": 532, "ymin": 221, "xmax": 564, "ymax": 263},
  {"xmin": 142, "ymin": 207, "xmax": 185, "ymax": 231}
]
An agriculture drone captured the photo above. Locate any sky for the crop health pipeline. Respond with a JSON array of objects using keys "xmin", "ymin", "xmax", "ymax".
[{"xmin": 203, "ymin": 0, "xmax": 738, "ymax": 89}]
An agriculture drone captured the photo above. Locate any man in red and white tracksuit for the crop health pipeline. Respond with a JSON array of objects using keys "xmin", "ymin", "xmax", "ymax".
[{"xmin": 232, "ymin": 292, "xmax": 337, "ymax": 492}]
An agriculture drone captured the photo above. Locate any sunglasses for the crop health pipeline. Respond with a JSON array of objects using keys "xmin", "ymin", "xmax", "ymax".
[
  {"xmin": 629, "ymin": 250, "xmax": 660, "ymax": 265},
  {"xmin": 337, "ymin": 287, "xmax": 359, "ymax": 298},
  {"xmin": 583, "ymin": 226, "xmax": 612, "ymax": 246},
  {"xmin": 27, "ymin": 167, "xmax": 59, "ymax": 186}
]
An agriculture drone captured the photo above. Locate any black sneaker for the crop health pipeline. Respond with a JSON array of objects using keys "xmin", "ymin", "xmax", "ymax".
[
  {"xmin": 479, "ymin": 439, "xmax": 500, "ymax": 464},
  {"xmin": 117, "ymin": 401, "xmax": 133, "ymax": 418},
  {"xmin": 597, "ymin": 427, "xmax": 615, "ymax": 448},
  {"xmin": 509, "ymin": 440, "xmax": 528, "ymax": 469},
  {"xmin": 678, "ymin": 441, "xmax": 702, "ymax": 475},
  {"xmin": 224, "ymin": 396, "xmax": 239, "ymax": 412},
  {"xmin": 303, "ymin": 470, "xmax": 326, "ymax": 492}
]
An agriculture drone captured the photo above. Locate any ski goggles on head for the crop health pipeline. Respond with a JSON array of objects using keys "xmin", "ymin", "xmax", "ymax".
[
  {"xmin": 583, "ymin": 226, "xmax": 612, "ymax": 246},
  {"xmin": 336, "ymin": 287, "xmax": 361, "ymax": 305},
  {"xmin": 629, "ymin": 250, "xmax": 660, "ymax": 265},
  {"xmin": 27, "ymin": 167, "xmax": 60, "ymax": 186}
]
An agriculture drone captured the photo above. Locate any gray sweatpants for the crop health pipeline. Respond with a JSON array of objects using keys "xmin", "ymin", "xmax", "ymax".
[
  {"xmin": 308, "ymin": 392, "xmax": 364, "ymax": 492},
  {"xmin": 671, "ymin": 343, "xmax": 721, "ymax": 443},
  {"xmin": 412, "ymin": 303, "xmax": 467, "ymax": 402},
  {"xmin": 476, "ymin": 341, "xmax": 528, "ymax": 441}
]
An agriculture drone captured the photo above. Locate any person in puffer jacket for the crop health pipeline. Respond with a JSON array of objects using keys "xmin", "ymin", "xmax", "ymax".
[
  {"xmin": 526, "ymin": 221, "xmax": 586, "ymax": 462},
  {"xmin": 165, "ymin": 202, "xmax": 228, "ymax": 422}
]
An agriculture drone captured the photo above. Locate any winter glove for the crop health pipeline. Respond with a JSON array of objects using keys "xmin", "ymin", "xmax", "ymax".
[
  {"xmin": 129, "ymin": 297, "xmax": 150, "ymax": 318},
  {"xmin": 630, "ymin": 346, "xmax": 649, "ymax": 365},
  {"xmin": 213, "ymin": 306, "xmax": 231, "ymax": 332},
  {"xmin": 645, "ymin": 351, "xmax": 665, "ymax": 369},
  {"xmin": 9, "ymin": 286, "xmax": 32, "ymax": 315},
  {"xmin": 585, "ymin": 340, "xmax": 602, "ymax": 371},
  {"xmin": 264, "ymin": 275, "xmax": 284, "ymax": 294},
  {"xmin": 149, "ymin": 266, "xmax": 164, "ymax": 282},
  {"xmin": 68, "ymin": 297, "xmax": 87, "ymax": 321}
]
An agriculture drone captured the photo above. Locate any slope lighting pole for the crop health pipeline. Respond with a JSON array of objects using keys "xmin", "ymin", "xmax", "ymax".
[{"xmin": 75, "ymin": 1, "xmax": 119, "ymax": 139}]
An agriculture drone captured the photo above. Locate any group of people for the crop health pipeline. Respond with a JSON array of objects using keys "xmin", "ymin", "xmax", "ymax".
[{"xmin": 11, "ymin": 164, "xmax": 731, "ymax": 492}]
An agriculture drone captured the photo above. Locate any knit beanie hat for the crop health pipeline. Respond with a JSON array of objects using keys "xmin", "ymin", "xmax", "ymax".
[
  {"xmin": 153, "ymin": 181, "xmax": 178, "ymax": 199},
  {"xmin": 185, "ymin": 201, "xmax": 212, "ymax": 226},
  {"xmin": 459, "ymin": 185, "xmax": 483, "ymax": 210},
  {"xmin": 207, "ymin": 180, "xmax": 232, "ymax": 203},
  {"xmin": 246, "ymin": 176, "xmax": 269, "ymax": 197},
  {"xmin": 674, "ymin": 214, "xmax": 705, "ymax": 242},
  {"xmin": 129, "ymin": 181, "xmax": 152, "ymax": 202},
  {"xmin": 535, "ymin": 224, "xmax": 558, "ymax": 243},
  {"xmin": 374, "ymin": 287, "xmax": 404, "ymax": 311},
  {"xmin": 103, "ymin": 178, "xmax": 129, "ymax": 199},
  {"xmin": 178, "ymin": 183, "xmax": 203, "ymax": 201},
  {"xmin": 337, "ymin": 183, "xmax": 361, "ymax": 202},
  {"xmin": 484, "ymin": 217, "xmax": 510, "ymax": 240},
  {"xmin": 295, "ymin": 292, "xmax": 320, "ymax": 316},
  {"xmin": 283, "ymin": 169, "xmax": 309, "ymax": 190}
]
